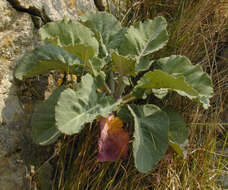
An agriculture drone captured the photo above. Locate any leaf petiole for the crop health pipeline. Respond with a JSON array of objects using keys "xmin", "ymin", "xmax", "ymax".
[
  {"xmin": 114, "ymin": 75, "xmax": 126, "ymax": 99},
  {"xmin": 121, "ymin": 94, "xmax": 137, "ymax": 105}
]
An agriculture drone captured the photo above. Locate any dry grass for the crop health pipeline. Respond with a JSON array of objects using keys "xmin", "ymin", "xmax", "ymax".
[{"xmin": 32, "ymin": 0, "xmax": 228, "ymax": 189}]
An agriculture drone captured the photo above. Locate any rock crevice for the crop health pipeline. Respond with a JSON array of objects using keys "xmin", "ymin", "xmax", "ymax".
[{"xmin": 6, "ymin": 0, "xmax": 51, "ymax": 25}]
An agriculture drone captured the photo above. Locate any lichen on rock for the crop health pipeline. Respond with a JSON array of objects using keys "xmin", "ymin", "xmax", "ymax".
[{"xmin": 0, "ymin": 0, "xmax": 36, "ymax": 188}]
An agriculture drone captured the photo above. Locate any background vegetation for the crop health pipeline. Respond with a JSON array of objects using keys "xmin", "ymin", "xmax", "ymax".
[{"xmin": 30, "ymin": 0, "xmax": 227, "ymax": 189}]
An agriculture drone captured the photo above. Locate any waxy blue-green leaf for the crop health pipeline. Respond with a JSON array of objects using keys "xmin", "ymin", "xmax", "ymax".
[
  {"xmin": 78, "ymin": 12, "xmax": 125, "ymax": 57},
  {"xmin": 112, "ymin": 51, "xmax": 136, "ymax": 76},
  {"xmin": 39, "ymin": 19, "xmax": 99, "ymax": 61},
  {"xmin": 55, "ymin": 74, "xmax": 121, "ymax": 135},
  {"xmin": 155, "ymin": 55, "xmax": 213, "ymax": 108},
  {"xmin": 136, "ymin": 57, "xmax": 154, "ymax": 73},
  {"xmin": 136, "ymin": 70, "xmax": 199, "ymax": 94},
  {"xmin": 117, "ymin": 105, "xmax": 133, "ymax": 123},
  {"xmin": 128, "ymin": 104, "xmax": 169, "ymax": 173},
  {"xmin": 135, "ymin": 55, "xmax": 213, "ymax": 109},
  {"xmin": 164, "ymin": 107, "xmax": 188, "ymax": 157},
  {"xmin": 14, "ymin": 44, "xmax": 82, "ymax": 80},
  {"xmin": 32, "ymin": 87, "xmax": 64, "ymax": 145},
  {"xmin": 65, "ymin": 44, "xmax": 95, "ymax": 66},
  {"xmin": 164, "ymin": 107, "xmax": 188, "ymax": 145},
  {"xmin": 119, "ymin": 16, "xmax": 168, "ymax": 72}
]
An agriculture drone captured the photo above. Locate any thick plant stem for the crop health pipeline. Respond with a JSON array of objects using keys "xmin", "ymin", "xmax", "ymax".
[
  {"xmin": 121, "ymin": 94, "xmax": 136, "ymax": 105},
  {"xmin": 103, "ymin": 82, "xmax": 112, "ymax": 95},
  {"xmin": 109, "ymin": 71, "xmax": 115, "ymax": 95},
  {"xmin": 114, "ymin": 76, "xmax": 126, "ymax": 99}
]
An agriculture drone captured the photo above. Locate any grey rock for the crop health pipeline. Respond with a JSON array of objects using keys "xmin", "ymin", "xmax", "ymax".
[
  {"xmin": 0, "ymin": 0, "xmax": 35, "ymax": 129},
  {"xmin": 0, "ymin": 124, "xmax": 21, "ymax": 158},
  {"xmin": 0, "ymin": 157, "xmax": 25, "ymax": 190},
  {"xmin": 0, "ymin": 0, "xmax": 35, "ymax": 189},
  {"xmin": 7, "ymin": 0, "xmax": 97, "ymax": 21},
  {"xmin": 0, "ymin": 76, "xmax": 23, "ymax": 126}
]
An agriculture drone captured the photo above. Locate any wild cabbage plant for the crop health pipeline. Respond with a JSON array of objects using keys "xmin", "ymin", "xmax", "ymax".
[{"xmin": 14, "ymin": 12, "xmax": 213, "ymax": 173}]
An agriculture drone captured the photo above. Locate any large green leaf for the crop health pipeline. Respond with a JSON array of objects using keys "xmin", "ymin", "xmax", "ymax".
[
  {"xmin": 164, "ymin": 107, "xmax": 188, "ymax": 157},
  {"xmin": 117, "ymin": 105, "xmax": 133, "ymax": 123},
  {"xmin": 78, "ymin": 12, "xmax": 125, "ymax": 57},
  {"xmin": 32, "ymin": 87, "xmax": 64, "ymax": 145},
  {"xmin": 55, "ymin": 74, "xmax": 121, "ymax": 135},
  {"xmin": 14, "ymin": 44, "xmax": 82, "ymax": 80},
  {"xmin": 155, "ymin": 55, "xmax": 213, "ymax": 108},
  {"xmin": 112, "ymin": 51, "xmax": 136, "ymax": 76},
  {"xmin": 65, "ymin": 44, "xmax": 95, "ymax": 66},
  {"xmin": 136, "ymin": 55, "xmax": 213, "ymax": 108},
  {"xmin": 128, "ymin": 104, "xmax": 169, "ymax": 173},
  {"xmin": 164, "ymin": 107, "xmax": 188, "ymax": 144},
  {"xmin": 39, "ymin": 19, "xmax": 99, "ymax": 62},
  {"xmin": 119, "ymin": 16, "xmax": 168, "ymax": 72},
  {"xmin": 136, "ymin": 70, "xmax": 198, "ymax": 94},
  {"xmin": 136, "ymin": 57, "xmax": 154, "ymax": 73}
]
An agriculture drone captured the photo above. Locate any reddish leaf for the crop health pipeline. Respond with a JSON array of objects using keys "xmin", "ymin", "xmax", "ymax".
[{"xmin": 97, "ymin": 115, "xmax": 129, "ymax": 162}]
